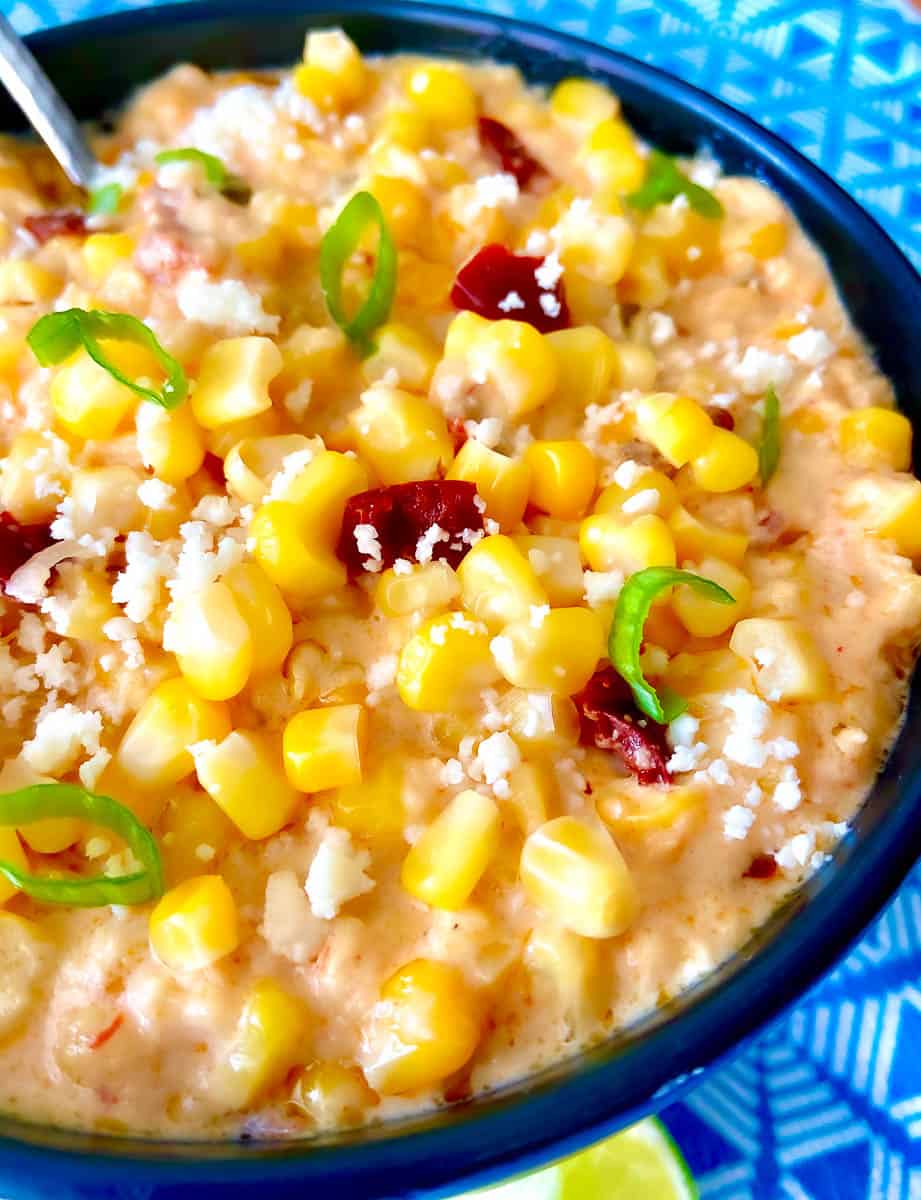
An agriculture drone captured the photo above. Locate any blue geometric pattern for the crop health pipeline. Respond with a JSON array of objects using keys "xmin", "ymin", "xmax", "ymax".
[{"xmin": 1, "ymin": 0, "xmax": 920, "ymax": 1196}]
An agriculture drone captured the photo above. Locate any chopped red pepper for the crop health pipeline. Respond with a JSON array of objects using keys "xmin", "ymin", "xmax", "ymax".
[
  {"xmin": 573, "ymin": 665, "xmax": 673, "ymax": 786},
  {"xmin": 743, "ymin": 853, "xmax": 778, "ymax": 880},
  {"xmin": 24, "ymin": 212, "xmax": 88, "ymax": 244},
  {"xmin": 0, "ymin": 513, "xmax": 54, "ymax": 593},
  {"xmin": 710, "ymin": 408, "xmax": 735, "ymax": 431},
  {"xmin": 337, "ymin": 480, "xmax": 485, "ymax": 574},
  {"xmin": 89, "ymin": 1013, "xmax": 124, "ymax": 1051},
  {"xmin": 477, "ymin": 117, "xmax": 545, "ymax": 189},
  {"xmin": 450, "ymin": 243, "xmax": 571, "ymax": 334}
]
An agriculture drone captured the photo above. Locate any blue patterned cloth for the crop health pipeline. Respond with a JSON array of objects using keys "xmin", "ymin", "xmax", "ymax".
[{"xmin": 2, "ymin": 0, "xmax": 920, "ymax": 1195}]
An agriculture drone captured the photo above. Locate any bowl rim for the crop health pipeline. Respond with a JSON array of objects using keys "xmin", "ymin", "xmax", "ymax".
[{"xmin": 1, "ymin": 1, "xmax": 920, "ymax": 1195}]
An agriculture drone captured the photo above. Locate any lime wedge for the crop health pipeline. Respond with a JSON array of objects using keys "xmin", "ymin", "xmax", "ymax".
[{"xmin": 471, "ymin": 1118, "xmax": 697, "ymax": 1200}]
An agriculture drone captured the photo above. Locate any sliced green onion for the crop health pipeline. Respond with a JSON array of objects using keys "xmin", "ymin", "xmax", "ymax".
[
  {"xmin": 0, "ymin": 784, "xmax": 163, "ymax": 907},
  {"xmin": 154, "ymin": 149, "xmax": 250, "ymax": 203},
  {"xmin": 27, "ymin": 309, "xmax": 187, "ymax": 409},
  {"xmin": 627, "ymin": 150, "xmax": 723, "ymax": 219},
  {"xmin": 319, "ymin": 190, "xmax": 397, "ymax": 356},
  {"xmin": 87, "ymin": 182, "xmax": 123, "ymax": 216},
  {"xmin": 759, "ymin": 384, "xmax": 781, "ymax": 484},
  {"xmin": 610, "ymin": 567, "xmax": 735, "ymax": 723}
]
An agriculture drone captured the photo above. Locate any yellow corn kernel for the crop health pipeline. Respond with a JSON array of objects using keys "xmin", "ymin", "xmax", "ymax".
[
  {"xmin": 290, "ymin": 1060, "xmax": 376, "ymax": 1127},
  {"xmin": 635, "ymin": 392, "xmax": 714, "ymax": 468},
  {"xmin": 52, "ymin": 568, "xmax": 119, "ymax": 642},
  {"xmin": 82, "ymin": 232, "xmax": 135, "ymax": 281},
  {"xmin": 218, "ymin": 980, "xmax": 310, "ymax": 1109},
  {"xmin": 446, "ymin": 439, "xmax": 530, "ymax": 529},
  {"xmin": 191, "ymin": 337, "xmax": 282, "ymax": 430},
  {"xmin": 397, "ymin": 611, "xmax": 498, "ymax": 711},
  {"xmin": 148, "ymin": 874, "xmax": 239, "ymax": 971},
  {"xmin": 194, "ymin": 731, "xmax": 299, "ymax": 840},
  {"xmin": 361, "ymin": 322, "xmax": 439, "ymax": 392},
  {"xmin": 160, "ymin": 789, "xmax": 236, "ymax": 884},
  {"xmin": 277, "ymin": 323, "xmax": 349, "ymax": 401},
  {"xmin": 277, "ymin": 450, "xmax": 369, "ymax": 542},
  {"xmin": 114, "ymin": 678, "xmax": 232, "ymax": 791},
  {"xmin": 524, "ymin": 441, "xmax": 598, "ymax": 520},
  {"xmin": 51, "ymin": 348, "xmax": 138, "ymax": 440},
  {"xmin": 504, "ymin": 760, "xmax": 557, "ymax": 835},
  {"xmin": 520, "ymin": 815, "xmax": 638, "ymax": 938},
  {"xmin": 375, "ymin": 561, "xmax": 459, "ymax": 618},
  {"xmin": 839, "ymin": 407, "xmax": 912, "ymax": 472},
  {"xmin": 223, "ymin": 434, "xmax": 315, "ymax": 505},
  {"xmin": 691, "ymin": 427, "xmax": 759, "ymax": 493},
  {"xmin": 554, "ymin": 202, "xmax": 635, "ymax": 286},
  {"xmin": 746, "ymin": 220, "xmax": 787, "ymax": 260},
  {"xmin": 841, "ymin": 476, "xmax": 921, "ymax": 558},
  {"xmin": 0, "ymin": 828, "xmax": 28, "ymax": 906},
  {"xmin": 283, "ymin": 704, "xmax": 366, "ymax": 792},
  {"xmin": 349, "ymin": 387, "xmax": 452, "ymax": 485},
  {"xmin": 580, "ymin": 512, "xmax": 676, "ymax": 574},
  {"xmin": 550, "ymin": 78, "xmax": 619, "ymax": 132},
  {"xmin": 0, "ymin": 911, "xmax": 48, "ymax": 1036},
  {"xmin": 364, "ymin": 959, "xmax": 480, "ymax": 1094},
  {"xmin": 366, "ymin": 175, "xmax": 426, "ymax": 246},
  {"xmin": 0, "ymin": 261, "xmax": 60, "ymax": 303},
  {"xmin": 445, "ymin": 313, "xmax": 558, "ymax": 419},
  {"xmin": 668, "ymin": 504, "xmax": 749, "ymax": 565},
  {"xmin": 525, "ymin": 922, "xmax": 603, "ymax": 1028},
  {"xmin": 730, "ymin": 617, "xmax": 831, "ymax": 701},
  {"xmin": 512, "ymin": 535, "xmax": 584, "ymax": 606},
  {"xmin": 546, "ymin": 326, "xmax": 618, "ymax": 409},
  {"xmin": 666, "ymin": 646, "xmax": 754, "ymax": 696},
  {"xmin": 457, "ymin": 535, "xmax": 549, "ymax": 630},
  {"xmin": 644, "ymin": 205, "xmax": 722, "ymax": 278},
  {"xmin": 135, "ymin": 403, "xmax": 205, "ymax": 484},
  {"xmin": 375, "ymin": 106, "xmax": 429, "ymax": 151},
  {"xmin": 402, "ymin": 789, "xmax": 500, "ymax": 909},
  {"xmin": 205, "ymin": 408, "xmax": 282, "ymax": 460},
  {"xmin": 69, "ymin": 465, "xmax": 143, "ymax": 533},
  {"xmin": 163, "ymin": 580, "xmax": 253, "ymax": 702},
  {"xmin": 595, "ymin": 468, "xmax": 678, "ymax": 519},
  {"xmin": 222, "ymin": 562, "xmax": 293, "ymax": 676},
  {"xmin": 499, "ymin": 690, "xmax": 581, "ymax": 756},
  {"xmin": 598, "ymin": 783, "xmax": 702, "ymax": 835},
  {"xmin": 580, "ymin": 117, "xmax": 646, "ymax": 194},
  {"xmin": 618, "ymin": 237, "xmax": 671, "ymax": 308},
  {"xmin": 612, "ymin": 341, "xmax": 659, "ymax": 391},
  {"xmin": 330, "ymin": 760, "xmax": 405, "ymax": 838},
  {"xmin": 0, "ymin": 433, "xmax": 65, "ymax": 523},
  {"xmin": 297, "ymin": 29, "xmax": 364, "ymax": 111},
  {"xmin": 249, "ymin": 501, "xmax": 347, "ymax": 603},
  {"xmin": 672, "ymin": 557, "xmax": 751, "ymax": 637},
  {"xmin": 405, "ymin": 64, "xmax": 476, "ymax": 129},
  {"xmin": 491, "ymin": 607, "xmax": 604, "ymax": 695}
]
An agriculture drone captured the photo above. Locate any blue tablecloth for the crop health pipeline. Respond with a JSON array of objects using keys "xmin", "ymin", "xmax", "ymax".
[{"xmin": 3, "ymin": 0, "xmax": 921, "ymax": 1195}]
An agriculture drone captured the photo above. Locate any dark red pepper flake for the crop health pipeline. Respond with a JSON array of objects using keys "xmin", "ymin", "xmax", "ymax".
[
  {"xmin": 573, "ymin": 665, "xmax": 673, "ymax": 787},
  {"xmin": 710, "ymin": 408, "xmax": 735, "ymax": 431},
  {"xmin": 743, "ymin": 854, "xmax": 778, "ymax": 880},
  {"xmin": 450, "ymin": 243, "xmax": 571, "ymax": 334},
  {"xmin": 337, "ymin": 480, "xmax": 485, "ymax": 574},
  {"xmin": 477, "ymin": 117, "xmax": 545, "ymax": 189},
  {"xmin": 0, "ymin": 512, "xmax": 54, "ymax": 594},
  {"xmin": 24, "ymin": 212, "xmax": 88, "ymax": 244},
  {"xmin": 89, "ymin": 1013, "xmax": 124, "ymax": 1051}
]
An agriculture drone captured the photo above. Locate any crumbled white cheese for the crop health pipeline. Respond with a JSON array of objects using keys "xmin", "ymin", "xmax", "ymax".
[
  {"xmin": 176, "ymin": 270, "xmax": 279, "ymax": 334},
  {"xmin": 166, "ymin": 519, "xmax": 245, "ymax": 602},
  {"xmin": 833, "ymin": 726, "xmax": 868, "ymax": 755},
  {"xmin": 787, "ymin": 328, "xmax": 835, "ymax": 366},
  {"xmin": 22, "ymin": 705, "xmax": 103, "ymax": 774},
  {"xmin": 78, "ymin": 748, "xmax": 112, "ymax": 791},
  {"xmin": 775, "ymin": 830, "xmax": 815, "ymax": 870},
  {"xmin": 733, "ymin": 347, "xmax": 794, "ymax": 395},
  {"xmin": 539, "ymin": 293, "xmax": 561, "ymax": 319},
  {"xmin": 137, "ymin": 478, "xmax": 175, "ymax": 511},
  {"xmin": 766, "ymin": 737, "xmax": 799, "ymax": 761},
  {"xmin": 440, "ymin": 758, "xmax": 466, "ymax": 787},
  {"xmin": 668, "ymin": 743, "xmax": 707, "ymax": 773},
  {"xmin": 721, "ymin": 689, "xmax": 772, "ymax": 768},
  {"xmin": 648, "ymin": 312, "xmax": 676, "ymax": 346},
  {"xmin": 191, "ymin": 494, "xmax": 237, "ymax": 528},
  {"xmin": 744, "ymin": 782, "xmax": 763, "ymax": 808},
  {"xmin": 415, "ymin": 523, "xmax": 450, "ymax": 564},
  {"xmin": 534, "ymin": 251, "xmax": 563, "ymax": 290},
  {"xmin": 366, "ymin": 655, "xmax": 397, "ymax": 691},
  {"xmin": 668, "ymin": 714, "xmax": 700, "ymax": 748},
  {"xmin": 529, "ymin": 604, "xmax": 550, "ymax": 628},
  {"xmin": 429, "ymin": 623, "xmax": 447, "ymax": 646},
  {"xmin": 305, "ymin": 828, "xmax": 375, "ymax": 920},
  {"xmin": 392, "ymin": 557, "xmax": 413, "ymax": 575},
  {"xmin": 475, "ymin": 732, "xmax": 521, "ymax": 786},
  {"xmin": 705, "ymin": 758, "xmax": 733, "ymax": 786},
  {"xmin": 583, "ymin": 569, "xmax": 625, "ymax": 607},
  {"xmin": 262, "ymin": 870, "xmax": 327, "ymax": 963},
  {"xmin": 474, "ymin": 172, "xmax": 519, "ymax": 208},
  {"xmin": 772, "ymin": 764, "xmax": 802, "ymax": 812},
  {"xmin": 354, "ymin": 523, "xmax": 383, "ymax": 572},
  {"xmin": 497, "ymin": 291, "xmax": 526, "ymax": 313},
  {"xmin": 283, "ymin": 380, "xmax": 313, "ymax": 422},
  {"xmin": 111, "ymin": 531, "xmax": 175, "ymax": 623},
  {"xmin": 621, "ymin": 488, "xmax": 660, "ymax": 516},
  {"xmin": 723, "ymin": 805, "xmax": 755, "ymax": 841},
  {"xmin": 688, "ymin": 150, "xmax": 722, "ymax": 189},
  {"xmin": 102, "ymin": 616, "xmax": 146, "ymax": 670},
  {"xmin": 612, "ymin": 460, "xmax": 646, "ymax": 490},
  {"xmin": 464, "ymin": 417, "xmax": 503, "ymax": 448}
]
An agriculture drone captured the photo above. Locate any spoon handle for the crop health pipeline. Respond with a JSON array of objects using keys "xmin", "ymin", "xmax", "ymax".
[{"xmin": 0, "ymin": 13, "xmax": 97, "ymax": 189}]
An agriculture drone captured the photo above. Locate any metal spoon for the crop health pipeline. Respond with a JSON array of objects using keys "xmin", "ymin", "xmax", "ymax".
[{"xmin": 0, "ymin": 12, "xmax": 98, "ymax": 189}]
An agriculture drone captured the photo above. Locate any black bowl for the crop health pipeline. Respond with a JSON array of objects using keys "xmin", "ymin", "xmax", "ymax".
[{"xmin": 0, "ymin": 3, "xmax": 919, "ymax": 1197}]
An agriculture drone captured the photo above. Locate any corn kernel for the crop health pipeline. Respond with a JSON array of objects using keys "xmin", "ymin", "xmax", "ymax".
[
  {"xmin": 504, "ymin": 760, "xmax": 557, "ymax": 834},
  {"xmin": 580, "ymin": 117, "xmax": 646, "ymax": 194},
  {"xmin": 0, "ymin": 828, "xmax": 28, "ymax": 906},
  {"xmin": 361, "ymin": 322, "xmax": 439, "ymax": 392},
  {"xmin": 597, "ymin": 783, "xmax": 702, "ymax": 835},
  {"xmin": 546, "ymin": 326, "xmax": 618, "ymax": 409},
  {"xmin": 51, "ymin": 348, "xmax": 138, "ymax": 440},
  {"xmin": 277, "ymin": 324, "xmax": 349, "ymax": 402},
  {"xmin": 841, "ymin": 476, "xmax": 921, "ymax": 558},
  {"xmin": 635, "ymin": 392, "xmax": 714, "ymax": 468},
  {"xmin": 457, "ymin": 535, "xmax": 548, "ymax": 630},
  {"xmin": 52, "ymin": 568, "xmax": 119, "ymax": 642},
  {"xmin": 68, "ymin": 465, "xmax": 143, "ymax": 535},
  {"xmin": 0, "ymin": 912, "xmax": 48, "ymax": 1035},
  {"xmin": 396, "ymin": 611, "xmax": 498, "ymax": 711},
  {"xmin": 205, "ymin": 408, "xmax": 282, "ymax": 460},
  {"xmin": 218, "ymin": 980, "xmax": 310, "ymax": 1108},
  {"xmin": 402, "ymin": 789, "xmax": 500, "ymax": 909},
  {"xmin": 446, "ymin": 440, "xmax": 529, "ymax": 530},
  {"xmin": 405, "ymin": 64, "xmax": 477, "ymax": 129},
  {"xmin": 114, "ymin": 678, "xmax": 231, "ymax": 790},
  {"xmin": 280, "ymin": 451, "xmax": 370, "ymax": 542},
  {"xmin": 298, "ymin": 29, "xmax": 365, "ymax": 111},
  {"xmin": 375, "ymin": 561, "xmax": 459, "ymax": 618},
  {"xmin": 595, "ymin": 468, "xmax": 678, "ymax": 519},
  {"xmin": 498, "ymin": 690, "xmax": 581, "ymax": 756},
  {"xmin": 160, "ymin": 790, "xmax": 235, "ymax": 884},
  {"xmin": 82, "ymin": 232, "xmax": 135, "ymax": 281},
  {"xmin": 672, "ymin": 556, "xmax": 751, "ymax": 637},
  {"xmin": 668, "ymin": 504, "xmax": 749, "ymax": 565},
  {"xmin": 612, "ymin": 341, "xmax": 659, "ymax": 391},
  {"xmin": 511, "ymin": 535, "xmax": 584, "ymax": 606},
  {"xmin": 525, "ymin": 922, "xmax": 603, "ymax": 1029},
  {"xmin": 349, "ymin": 387, "xmax": 452, "ymax": 484},
  {"xmin": 666, "ymin": 646, "xmax": 754, "ymax": 697},
  {"xmin": 330, "ymin": 760, "xmax": 405, "ymax": 838},
  {"xmin": 839, "ymin": 407, "xmax": 912, "ymax": 472},
  {"xmin": 730, "ymin": 617, "xmax": 831, "ymax": 701},
  {"xmin": 375, "ymin": 106, "xmax": 429, "ymax": 151},
  {"xmin": 618, "ymin": 237, "xmax": 671, "ymax": 308},
  {"xmin": 290, "ymin": 1061, "xmax": 376, "ymax": 1127},
  {"xmin": 580, "ymin": 512, "xmax": 676, "ymax": 574},
  {"xmin": 191, "ymin": 337, "xmax": 282, "ymax": 430},
  {"xmin": 691, "ymin": 427, "xmax": 759, "ymax": 492},
  {"xmin": 520, "ymin": 815, "xmax": 638, "ymax": 938},
  {"xmin": 194, "ymin": 730, "xmax": 299, "ymax": 840},
  {"xmin": 0, "ymin": 433, "xmax": 63, "ymax": 522},
  {"xmin": 0, "ymin": 261, "xmax": 60, "ymax": 303},
  {"xmin": 250, "ymin": 501, "xmax": 347, "ymax": 603},
  {"xmin": 364, "ymin": 959, "xmax": 480, "ymax": 1094},
  {"xmin": 163, "ymin": 580, "xmax": 253, "ymax": 701},
  {"xmin": 554, "ymin": 202, "xmax": 635, "ymax": 286},
  {"xmin": 524, "ymin": 440, "xmax": 598, "ymax": 519},
  {"xmin": 149, "ymin": 874, "xmax": 239, "ymax": 971},
  {"xmin": 222, "ymin": 562, "xmax": 293, "ymax": 676},
  {"xmin": 644, "ymin": 205, "xmax": 722, "ymax": 278},
  {"xmin": 445, "ymin": 313, "xmax": 558, "ymax": 419},
  {"xmin": 550, "ymin": 78, "xmax": 619, "ymax": 132},
  {"xmin": 366, "ymin": 175, "xmax": 426, "ymax": 246},
  {"xmin": 283, "ymin": 704, "xmax": 366, "ymax": 792},
  {"xmin": 746, "ymin": 220, "xmax": 787, "ymax": 260},
  {"xmin": 223, "ymin": 434, "xmax": 316, "ymax": 505},
  {"xmin": 136, "ymin": 402, "xmax": 205, "ymax": 483},
  {"xmin": 491, "ymin": 607, "xmax": 604, "ymax": 695}
]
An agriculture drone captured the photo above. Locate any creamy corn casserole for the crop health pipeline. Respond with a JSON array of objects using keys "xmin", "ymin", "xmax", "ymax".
[{"xmin": 0, "ymin": 32, "xmax": 918, "ymax": 1139}]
